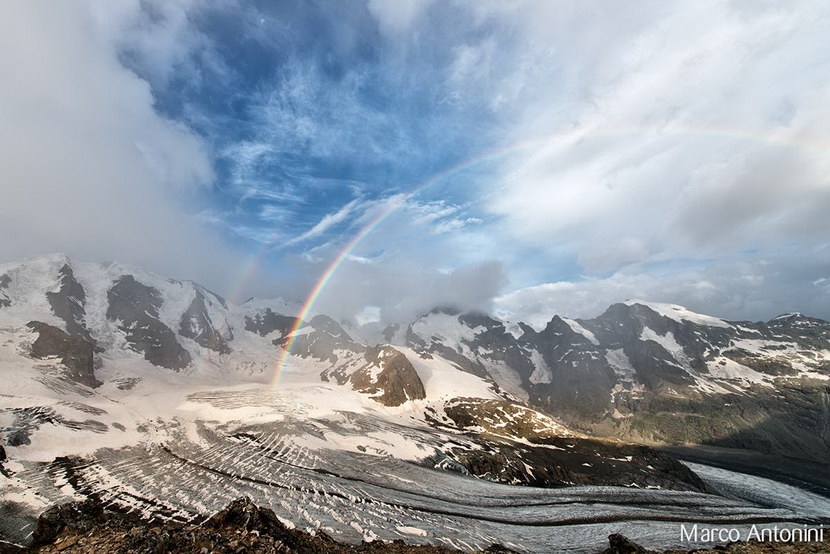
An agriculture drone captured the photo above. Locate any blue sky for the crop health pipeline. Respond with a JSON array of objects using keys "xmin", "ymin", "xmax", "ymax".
[{"xmin": 1, "ymin": 1, "xmax": 829, "ymax": 325}]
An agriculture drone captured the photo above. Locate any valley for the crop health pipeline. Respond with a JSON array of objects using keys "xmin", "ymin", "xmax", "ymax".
[{"xmin": 1, "ymin": 254, "xmax": 829, "ymax": 553}]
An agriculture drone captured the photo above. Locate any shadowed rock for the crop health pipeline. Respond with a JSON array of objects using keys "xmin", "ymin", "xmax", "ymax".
[
  {"xmin": 27, "ymin": 321, "xmax": 100, "ymax": 388},
  {"xmin": 179, "ymin": 288, "xmax": 232, "ymax": 354},
  {"xmin": 106, "ymin": 275, "xmax": 191, "ymax": 370},
  {"xmin": 46, "ymin": 264, "xmax": 93, "ymax": 344}
]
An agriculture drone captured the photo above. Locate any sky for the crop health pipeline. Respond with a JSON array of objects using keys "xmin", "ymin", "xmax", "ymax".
[{"xmin": 1, "ymin": 0, "xmax": 829, "ymax": 327}]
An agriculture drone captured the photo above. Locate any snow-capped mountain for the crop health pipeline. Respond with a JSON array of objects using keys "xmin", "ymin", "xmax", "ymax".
[
  {"xmin": 399, "ymin": 301, "xmax": 830, "ymax": 464},
  {"xmin": 2, "ymin": 254, "xmax": 829, "ymax": 552}
]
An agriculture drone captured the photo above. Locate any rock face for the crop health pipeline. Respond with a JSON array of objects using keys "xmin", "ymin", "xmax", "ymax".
[
  {"xmin": 27, "ymin": 321, "xmax": 100, "ymax": 388},
  {"xmin": 0, "ymin": 273, "xmax": 11, "ymax": 308},
  {"xmin": 179, "ymin": 288, "xmax": 232, "ymax": 354},
  {"xmin": 243, "ymin": 308, "xmax": 298, "ymax": 337},
  {"xmin": 106, "ymin": 276, "xmax": 191, "ymax": 370},
  {"xmin": 348, "ymin": 346, "xmax": 426, "ymax": 406},
  {"xmin": 46, "ymin": 264, "xmax": 93, "ymax": 344}
]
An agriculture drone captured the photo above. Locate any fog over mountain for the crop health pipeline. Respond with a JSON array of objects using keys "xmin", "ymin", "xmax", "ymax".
[{"xmin": 1, "ymin": 1, "xmax": 829, "ymax": 326}]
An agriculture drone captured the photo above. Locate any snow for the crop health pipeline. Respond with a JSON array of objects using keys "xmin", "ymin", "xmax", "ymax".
[
  {"xmin": 625, "ymin": 300, "xmax": 732, "ymax": 328},
  {"xmin": 395, "ymin": 346, "xmax": 499, "ymax": 403},
  {"xmin": 705, "ymin": 356, "xmax": 771, "ymax": 386},
  {"xmin": 639, "ymin": 327, "xmax": 689, "ymax": 366},
  {"xmin": 562, "ymin": 318, "xmax": 599, "ymax": 345},
  {"xmin": 604, "ymin": 349, "xmax": 637, "ymax": 382},
  {"xmin": 528, "ymin": 349, "xmax": 552, "ymax": 384},
  {"xmin": 410, "ymin": 312, "xmax": 481, "ymax": 345}
]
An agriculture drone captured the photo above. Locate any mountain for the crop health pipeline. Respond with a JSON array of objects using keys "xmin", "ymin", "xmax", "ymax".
[
  {"xmin": 398, "ymin": 302, "xmax": 830, "ymax": 464},
  {"xmin": 1, "ymin": 255, "xmax": 828, "ymax": 553}
]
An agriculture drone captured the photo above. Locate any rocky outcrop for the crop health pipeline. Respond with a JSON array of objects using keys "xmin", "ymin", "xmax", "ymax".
[
  {"xmin": 106, "ymin": 276, "xmax": 191, "ymax": 370},
  {"xmin": 27, "ymin": 321, "xmax": 100, "ymax": 388},
  {"xmin": 432, "ymin": 397, "xmax": 710, "ymax": 492},
  {"xmin": 281, "ymin": 314, "xmax": 361, "ymax": 363},
  {"xmin": 244, "ymin": 308, "xmax": 299, "ymax": 337},
  {"xmin": 46, "ymin": 264, "xmax": 93, "ymax": 344},
  {"xmin": 351, "ymin": 346, "xmax": 426, "ymax": 406},
  {"xmin": 179, "ymin": 288, "xmax": 232, "ymax": 354},
  {"xmin": 0, "ymin": 273, "xmax": 10, "ymax": 308}
]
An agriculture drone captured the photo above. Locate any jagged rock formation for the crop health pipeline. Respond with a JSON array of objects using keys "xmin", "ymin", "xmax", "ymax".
[
  {"xmin": 106, "ymin": 275, "xmax": 191, "ymax": 370},
  {"xmin": 244, "ymin": 307, "xmax": 299, "ymax": 337},
  {"xmin": 0, "ymin": 273, "xmax": 12, "ymax": 308},
  {"xmin": 45, "ymin": 264, "xmax": 93, "ymax": 344},
  {"xmin": 293, "ymin": 317, "xmax": 427, "ymax": 406},
  {"xmin": 179, "ymin": 287, "xmax": 232, "ymax": 354},
  {"xmin": 26, "ymin": 321, "xmax": 99, "ymax": 388}
]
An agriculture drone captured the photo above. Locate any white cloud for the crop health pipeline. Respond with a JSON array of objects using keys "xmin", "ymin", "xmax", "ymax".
[
  {"xmin": 284, "ymin": 200, "xmax": 361, "ymax": 247},
  {"xmin": 495, "ymin": 250, "xmax": 830, "ymax": 327},
  {"xmin": 0, "ymin": 1, "xmax": 245, "ymax": 292},
  {"xmin": 463, "ymin": 0, "xmax": 830, "ymax": 277}
]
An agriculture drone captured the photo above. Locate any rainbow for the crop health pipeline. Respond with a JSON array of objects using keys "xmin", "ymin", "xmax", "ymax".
[{"xmin": 241, "ymin": 124, "xmax": 827, "ymax": 387}]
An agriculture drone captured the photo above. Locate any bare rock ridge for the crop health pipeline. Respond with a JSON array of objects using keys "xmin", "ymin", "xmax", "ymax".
[
  {"xmin": 45, "ymin": 264, "xmax": 93, "ymax": 345},
  {"xmin": 26, "ymin": 322, "xmax": 100, "ymax": 388},
  {"xmin": 1, "ymin": 273, "xmax": 13, "ymax": 307},
  {"xmin": 179, "ymin": 287, "xmax": 232, "ymax": 354},
  {"xmin": 244, "ymin": 307, "xmax": 299, "ymax": 337},
  {"xmin": 106, "ymin": 275, "xmax": 191, "ymax": 370},
  {"xmin": 22, "ymin": 497, "xmax": 513, "ymax": 554}
]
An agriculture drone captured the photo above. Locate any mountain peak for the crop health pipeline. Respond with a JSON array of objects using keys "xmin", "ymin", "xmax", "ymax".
[{"xmin": 621, "ymin": 299, "xmax": 731, "ymax": 328}]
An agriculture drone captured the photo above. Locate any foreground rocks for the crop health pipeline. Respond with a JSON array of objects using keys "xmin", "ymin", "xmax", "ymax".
[
  {"xmin": 8, "ymin": 499, "xmax": 827, "ymax": 554},
  {"xmin": 17, "ymin": 498, "xmax": 515, "ymax": 554}
]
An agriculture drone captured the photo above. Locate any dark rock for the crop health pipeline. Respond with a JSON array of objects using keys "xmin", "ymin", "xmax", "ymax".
[
  {"xmin": 46, "ymin": 264, "xmax": 94, "ymax": 345},
  {"xmin": 244, "ymin": 308, "xmax": 300, "ymax": 337},
  {"xmin": 437, "ymin": 397, "xmax": 710, "ymax": 492},
  {"xmin": 179, "ymin": 288, "xmax": 232, "ymax": 354},
  {"xmin": 106, "ymin": 275, "xmax": 191, "ymax": 370},
  {"xmin": 27, "ymin": 321, "xmax": 100, "ymax": 388},
  {"xmin": 357, "ymin": 346, "xmax": 426, "ymax": 406},
  {"xmin": 0, "ymin": 273, "xmax": 10, "ymax": 308},
  {"xmin": 31, "ymin": 499, "xmax": 105, "ymax": 547},
  {"xmin": 602, "ymin": 533, "xmax": 651, "ymax": 554},
  {"xmin": 282, "ymin": 315, "xmax": 362, "ymax": 362},
  {"xmin": 6, "ymin": 430, "xmax": 31, "ymax": 447}
]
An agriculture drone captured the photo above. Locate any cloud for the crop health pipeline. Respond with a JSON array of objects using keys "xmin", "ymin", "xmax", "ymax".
[
  {"xmin": 313, "ymin": 259, "xmax": 508, "ymax": 326},
  {"xmin": 495, "ymin": 249, "xmax": 830, "ymax": 327},
  {"xmin": 0, "ymin": 1, "xmax": 246, "ymax": 292},
  {"xmin": 476, "ymin": 0, "xmax": 830, "ymax": 277},
  {"xmin": 284, "ymin": 199, "xmax": 361, "ymax": 247}
]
